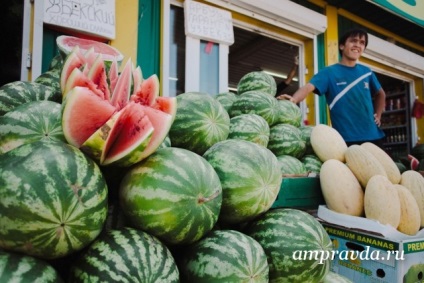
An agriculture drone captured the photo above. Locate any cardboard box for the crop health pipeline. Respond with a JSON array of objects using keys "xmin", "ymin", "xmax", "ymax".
[
  {"xmin": 271, "ymin": 176, "xmax": 324, "ymax": 209},
  {"xmin": 317, "ymin": 206, "xmax": 424, "ymax": 283}
]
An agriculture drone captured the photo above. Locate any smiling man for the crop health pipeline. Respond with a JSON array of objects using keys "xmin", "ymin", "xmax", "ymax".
[{"xmin": 277, "ymin": 28, "xmax": 386, "ymax": 147}]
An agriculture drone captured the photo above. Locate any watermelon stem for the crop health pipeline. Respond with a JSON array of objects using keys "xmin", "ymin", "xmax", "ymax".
[{"xmin": 198, "ymin": 190, "xmax": 221, "ymax": 204}]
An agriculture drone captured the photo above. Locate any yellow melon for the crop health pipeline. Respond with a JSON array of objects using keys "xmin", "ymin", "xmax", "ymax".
[
  {"xmin": 393, "ymin": 184, "xmax": 421, "ymax": 235},
  {"xmin": 310, "ymin": 124, "xmax": 347, "ymax": 162},
  {"xmin": 364, "ymin": 175, "xmax": 400, "ymax": 229},
  {"xmin": 400, "ymin": 170, "xmax": 424, "ymax": 227},
  {"xmin": 320, "ymin": 159, "xmax": 364, "ymax": 216}
]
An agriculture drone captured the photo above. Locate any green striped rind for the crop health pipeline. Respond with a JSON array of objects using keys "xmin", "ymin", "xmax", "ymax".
[
  {"xmin": 119, "ymin": 147, "xmax": 222, "ymax": 245},
  {"xmin": 49, "ymin": 54, "xmax": 64, "ymax": 72},
  {"xmin": 0, "ymin": 140, "xmax": 108, "ymax": 259},
  {"xmin": 299, "ymin": 125, "xmax": 315, "ymax": 154},
  {"xmin": 0, "ymin": 101, "xmax": 65, "ymax": 154},
  {"xmin": 180, "ymin": 230, "xmax": 269, "ymax": 282},
  {"xmin": 0, "ymin": 250, "xmax": 63, "ymax": 283},
  {"xmin": 203, "ymin": 139, "xmax": 281, "ymax": 224},
  {"xmin": 0, "ymin": 81, "xmax": 61, "ymax": 116},
  {"xmin": 215, "ymin": 91, "xmax": 237, "ymax": 112},
  {"xmin": 277, "ymin": 155, "xmax": 307, "ymax": 175},
  {"xmin": 35, "ymin": 69, "xmax": 62, "ymax": 99},
  {"xmin": 68, "ymin": 228, "xmax": 179, "ymax": 283},
  {"xmin": 158, "ymin": 135, "xmax": 171, "ymax": 149},
  {"xmin": 229, "ymin": 90, "xmax": 280, "ymax": 126},
  {"xmin": 274, "ymin": 99, "xmax": 302, "ymax": 127},
  {"xmin": 323, "ymin": 271, "xmax": 353, "ymax": 283},
  {"xmin": 228, "ymin": 114, "xmax": 270, "ymax": 147},
  {"xmin": 237, "ymin": 71, "xmax": 277, "ymax": 96},
  {"xmin": 301, "ymin": 154, "xmax": 323, "ymax": 174},
  {"xmin": 168, "ymin": 92, "xmax": 230, "ymax": 155},
  {"xmin": 268, "ymin": 123, "xmax": 306, "ymax": 158},
  {"xmin": 246, "ymin": 208, "xmax": 333, "ymax": 283}
]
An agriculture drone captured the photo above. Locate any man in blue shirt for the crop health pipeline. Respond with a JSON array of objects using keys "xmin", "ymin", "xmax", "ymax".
[{"xmin": 277, "ymin": 28, "xmax": 386, "ymax": 146}]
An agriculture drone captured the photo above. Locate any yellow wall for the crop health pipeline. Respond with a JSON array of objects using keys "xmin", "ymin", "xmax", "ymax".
[{"xmin": 110, "ymin": 0, "xmax": 139, "ymax": 71}]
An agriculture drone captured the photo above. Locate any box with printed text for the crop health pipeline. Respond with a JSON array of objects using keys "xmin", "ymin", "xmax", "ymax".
[{"xmin": 318, "ymin": 206, "xmax": 424, "ymax": 283}]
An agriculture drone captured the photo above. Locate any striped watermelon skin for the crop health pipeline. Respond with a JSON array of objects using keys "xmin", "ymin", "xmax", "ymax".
[
  {"xmin": 119, "ymin": 147, "xmax": 222, "ymax": 245},
  {"xmin": 229, "ymin": 90, "xmax": 280, "ymax": 126},
  {"xmin": 0, "ymin": 101, "xmax": 65, "ymax": 154},
  {"xmin": 274, "ymin": 99, "xmax": 302, "ymax": 127},
  {"xmin": 68, "ymin": 228, "xmax": 179, "ymax": 283},
  {"xmin": 180, "ymin": 230, "xmax": 269, "ymax": 282},
  {"xmin": 0, "ymin": 250, "xmax": 63, "ymax": 283},
  {"xmin": 237, "ymin": 71, "xmax": 277, "ymax": 96},
  {"xmin": 268, "ymin": 123, "xmax": 306, "ymax": 158},
  {"xmin": 228, "ymin": 114, "xmax": 270, "ymax": 147},
  {"xmin": 35, "ymin": 69, "xmax": 62, "ymax": 98},
  {"xmin": 0, "ymin": 140, "xmax": 108, "ymax": 259},
  {"xmin": 277, "ymin": 155, "xmax": 307, "ymax": 175},
  {"xmin": 0, "ymin": 81, "xmax": 61, "ymax": 116},
  {"xmin": 299, "ymin": 125, "xmax": 314, "ymax": 154},
  {"xmin": 168, "ymin": 92, "xmax": 230, "ymax": 155},
  {"xmin": 215, "ymin": 91, "xmax": 237, "ymax": 112},
  {"xmin": 203, "ymin": 139, "xmax": 282, "ymax": 224},
  {"xmin": 245, "ymin": 208, "xmax": 333, "ymax": 283},
  {"xmin": 301, "ymin": 154, "xmax": 323, "ymax": 174}
]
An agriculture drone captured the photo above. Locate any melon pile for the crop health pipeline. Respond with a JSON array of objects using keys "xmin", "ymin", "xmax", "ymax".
[
  {"xmin": 313, "ymin": 124, "xmax": 424, "ymax": 236},
  {"xmin": 0, "ymin": 37, "xmax": 352, "ymax": 283}
]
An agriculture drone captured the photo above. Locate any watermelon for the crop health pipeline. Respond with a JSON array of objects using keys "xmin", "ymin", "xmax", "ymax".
[
  {"xmin": 68, "ymin": 228, "xmax": 179, "ymax": 283},
  {"xmin": 299, "ymin": 125, "xmax": 315, "ymax": 154},
  {"xmin": 237, "ymin": 71, "xmax": 277, "ymax": 96},
  {"xmin": 179, "ymin": 230, "xmax": 269, "ymax": 282},
  {"xmin": 0, "ymin": 140, "xmax": 108, "ymax": 259},
  {"xmin": 56, "ymin": 35, "xmax": 124, "ymax": 65},
  {"xmin": 0, "ymin": 81, "xmax": 61, "ymax": 116},
  {"xmin": 48, "ymin": 54, "xmax": 64, "ymax": 72},
  {"xmin": 228, "ymin": 113, "xmax": 270, "ymax": 147},
  {"xmin": 0, "ymin": 101, "xmax": 65, "ymax": 154},
  {"xmin": 0, "ymin": 250, "xmax": 63, "ymax": 282},
  {"xmin": 245, "ymin": 208, "xmax": 333, "ymax": 282},
  {"xmin": 301, "ymin": 154, "xmax": 323, "ymax": 174},
  {"xmin": 203, "ymin": 139, "xmax": 282, "ymax": 224},
  {"xmin": 119, "ymin": 147, "xmax": 222, "ymax": 245},
  {"xmin": 277, "ymin": 155, "xmax": 307, "ymax": 176},
  {"xmin": 229, "ymin": 90, "xmax": 280, "ymax": 126},
  {"xmin": 60, "ymin": 46, "xmax": 176, "ymax": 167},
  {"xmin": 35, "ymin": 68, "xmax": 62, "ymax": 98},
  {"xmin": 215, "ymin": 91, "xmax": 237, "ymax": 111},
  {"xmin": 274, "ymin": 99, "xmax": 302, "ymax": 127},
  {"xmin": 268, "ymin": 123, "xmax": 306, "ymax": 158},
  {"xmin": 168, "ymin": 92, "xmax": 230, "ymax": 155}
]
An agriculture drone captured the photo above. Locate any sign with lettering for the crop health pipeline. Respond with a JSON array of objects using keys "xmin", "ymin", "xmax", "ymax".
[
  {"xmin": 184, "ymin": 0, "xmax": 234, "ymax": 45},
  {"xmin": 43, "ymin": 0, "xmax": 116, "ymax": 39},
  {"xmin": 370, "ymin": 0, "xmax": 424, "ymax": 28}
]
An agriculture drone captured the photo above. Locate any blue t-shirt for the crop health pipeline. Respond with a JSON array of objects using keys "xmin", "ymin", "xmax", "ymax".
[{"xmin": 310, "ymin": 63, "xmax": 385, "ymax": 142}]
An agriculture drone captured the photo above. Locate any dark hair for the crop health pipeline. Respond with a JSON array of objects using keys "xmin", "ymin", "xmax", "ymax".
[{"xmin": 338, "ymin": 28, "xmax": 368, "ymax": 56}]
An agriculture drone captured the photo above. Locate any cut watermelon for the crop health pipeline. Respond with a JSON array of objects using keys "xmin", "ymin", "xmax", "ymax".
[
  {"xmin": 60, "ymin": 47, "xmax": 85, "ymax": 94},
  {"xmin": 88, "ymin": 54, "xmax": 111, "ymax": 100},
  {"xmin": 64, "ymin": 67, "xmax": 104, "ymax": 99},
  {"xmin": 102, "ymin": 102, "xmax": 154, "ymax": 166},
  {"xmin": 152, "ymin": 96, "xmax": 177, "ymax": 121},
  {"xmin": 57, "ymin": 35, "xmax": 124, "ymax": 64},
  {"xmin": 110, "ymin": 59, "xmax": 132, "ymax": 111},
  {"xmin": 109, "ymin": 58, "xmax": 119, "ymax": 94},
  {"xmin": 62, "ymin": 86, "xmax": 116, "ymax": 147},
  {"xmin": 130, "ymin": 74, "xmax": 159, "ymax": 106}
]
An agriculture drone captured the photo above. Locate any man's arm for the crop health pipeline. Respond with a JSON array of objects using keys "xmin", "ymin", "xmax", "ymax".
[
  {"xmin": 277, "ymin": 83, "xmax": 315, "ymax": 103},
  {"xmin": 373, "ymin": 88, "xmax": 386, "ymax": 126}
]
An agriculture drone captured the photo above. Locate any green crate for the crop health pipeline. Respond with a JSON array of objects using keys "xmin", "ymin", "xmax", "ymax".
[{"xmin": 271, "ymin": 176, "xmax": 324, "ymax": 209}]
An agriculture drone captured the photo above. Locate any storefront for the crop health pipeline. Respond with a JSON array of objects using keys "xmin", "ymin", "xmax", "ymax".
[{"xmin": 9, "ymin": 0, "xmax": 424, "ymax": 157}]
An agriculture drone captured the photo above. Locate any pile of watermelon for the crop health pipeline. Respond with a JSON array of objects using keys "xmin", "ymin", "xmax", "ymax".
[{"xmin": 0, "ymin": 35, "xmax": 351, "ymax": 283}]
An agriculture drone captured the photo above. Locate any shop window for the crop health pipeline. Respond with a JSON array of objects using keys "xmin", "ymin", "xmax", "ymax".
[
  {"xmin": 169, "ymin": 5, "xmax": 186, "ymax": 97},
  {"xmin": 200, "ymin": 41, "xmax": 219, "ymax": 95}
]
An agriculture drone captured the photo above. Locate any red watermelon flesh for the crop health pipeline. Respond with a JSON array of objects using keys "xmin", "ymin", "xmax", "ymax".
[
  {"xmin": 130, "ymin": 74, "xmax": 159, "ymax": 106},
  {"xmin": 62, "ymin": 86, "xmax": 116, "ymax": 147},
  {"xmin": 88, "ymin": 55, "xmax": 111, "ymax": 100},
  {"xmin": 137, "ymin": 105, "xmax": 174, "ymax": 160},
  {"xmin": 110, "ymin": 59, "xmax": 132, "ymax": 111},
  {"xmin": 102, "ymin": 102, "xmax": 154, "ymax": 166},
  {"xmin": 60, "ymin": 47, "xmax": 86, "ymax": 93},
  {"xmin": 109, "ymin": 58, "xmax": 119, "ymax": 94},
  {"xmin": 152, "ymin": 96, "xmax": 177, "ymax": 120},
  {"xmin": 64, "ymin": 67, "xmax": 104, "ymax": 99}
]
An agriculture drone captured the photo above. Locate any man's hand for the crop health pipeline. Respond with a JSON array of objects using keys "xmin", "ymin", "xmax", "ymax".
[
  {"xmin": 276, "ymin": 94, "xmax": 296, "ymax": 103},
  {"xmin": 374, "ymin": 113, "xmax": 381, "ymax": 127}
]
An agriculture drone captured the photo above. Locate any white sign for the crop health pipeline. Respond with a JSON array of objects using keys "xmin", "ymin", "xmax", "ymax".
[
  {"xmin": 43, "ymin": 0, "xmax": 116, "ymax": 39},
  {"xmin": 184, "ymin": 0, "xmax": 234, "ymax": 45}
]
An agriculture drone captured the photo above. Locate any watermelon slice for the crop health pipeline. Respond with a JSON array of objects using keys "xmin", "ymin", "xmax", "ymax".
[
  {"xmin": 60, "ymin": 47, "xmax": 85, "ymax": 94},
  {"xmin": 62, "ymin": 86, "xmax": 116, "ymax": 147},
  {"xmin": 110, "ymin": 59, "xmax": 132, "ymax": 111},
  {"xmin": 63, "ymin": 67, "xmax": 104, "ymax": 99},
  {"xmin": 56, "ymin": 35, "xmax": 124, "ymax": 64},
  {"xmin": 88, "ymin": 55, "xmax": 111, "ymax": 100},
  {"xmin": 130, "ymin": 74, "xmax": 159, "ymax": 106},
  {"xmin": 102, "ymin": 102, "xmax": 154, "ymax": 166}
]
